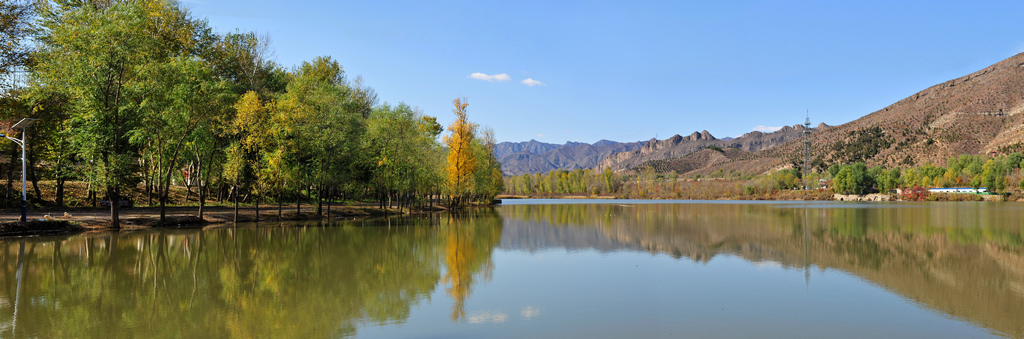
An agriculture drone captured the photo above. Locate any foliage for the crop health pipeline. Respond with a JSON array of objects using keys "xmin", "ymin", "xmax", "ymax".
[
  {"xmin": 443, "ymin": 98, "xmax": 477, "ymax": 208},
  {"xmin": 9, "ymin": 0, "xmax": 509, "ymax": 225},
  {"xmin": 832, "ymin": 127, "xmax": 893, "ymax": 164},
  {"xmin": 832, "ymin": 163, "xmax": 873, "ymax": 195}
]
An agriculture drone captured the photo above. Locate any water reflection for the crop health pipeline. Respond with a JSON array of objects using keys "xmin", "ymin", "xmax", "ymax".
[
  {"xmin": 499, "ymin": 202, "xmax": 1024, "ymax": 338},
  {"xmin": 443, "ymin": 213, "xmax": 502, "ymax": 321},
  {"xmin": 1, "ymin": 202, "xmax": 1022, "ymax": 338},
  {"xmin": 0, "ymin": 211, "xmax": 502, "ymax": 338}
]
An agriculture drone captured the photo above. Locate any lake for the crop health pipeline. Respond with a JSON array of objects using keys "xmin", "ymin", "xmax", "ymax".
[{"xmin": 1, "ymin": 200, "xmax": 1023, "ymax": 338}]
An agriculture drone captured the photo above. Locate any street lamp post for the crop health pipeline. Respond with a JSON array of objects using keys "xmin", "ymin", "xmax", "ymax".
[{"xmin": 1, "ymin": 118, "xmax": 39, "ymax": 222}]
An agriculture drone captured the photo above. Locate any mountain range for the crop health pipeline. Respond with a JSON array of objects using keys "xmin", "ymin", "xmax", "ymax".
[
  {"xmin": 494, "ymin": 139, "xmax": 644, "ymax": 175},
  {"xmin": 497, "ymin": 52, "xmax": 1024, "ymax": 177}
]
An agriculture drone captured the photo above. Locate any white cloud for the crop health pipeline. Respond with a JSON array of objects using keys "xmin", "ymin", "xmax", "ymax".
[
  {"xmin": 752, "ymin": 125, "xmax": 783, "ymax": 132},
  {"xmin": 521, "ymin": 306, "xmax": 541, "ymax": 320},
  {"xmin": 536, "ymin": 133, "xmax": 546, "ymax": 138},
  {"xmin": 521, "ymin": 78, "xmax": 545, "ymax": 87},
  {"xmin": 468, "ymin": 311, "xmax": 508, "ymax": 324},
  {"xmin": 469, "ymin": 72, "xmax": 511, "ymax": 82}
]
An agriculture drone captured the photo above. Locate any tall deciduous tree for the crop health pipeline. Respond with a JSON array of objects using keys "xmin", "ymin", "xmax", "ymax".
[
  {"xmin": 229, "ymin": 90, "xmax": 270, "ymax": 220},
  {"xmin": 34, "ymin": 1, "xmax": 158, "ymax": 228},
  {"xmin": 471, "ymin": 127, "xmax": 503, "ymax": 201},
  {"xmin": 273, "ymin": 56, "xmax": 372, "ymax": 215},
  {"xmin": 443, "ymin": 98, "xmax": 476, "ymax": 209},
  {"xmin": 143, "ymin": 56, "xmax": 233, "ymax": 224},
  {"xmin": 34, "ymin": 0, "xmax": 211, "ymax": 227}
]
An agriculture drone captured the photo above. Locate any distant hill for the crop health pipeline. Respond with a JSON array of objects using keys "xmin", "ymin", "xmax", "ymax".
[
  {"xmin": 499, "ymin": 52, "xmax": 1024, "ymax": 177},
  {"xmin": 597, "ymin": 125, "xmax": 820, "ymax": 172},
  {"xmin": 493, "ymin": 139, "xmax": 560, "ymax": 159},
  {"xmin": 496, "ymin": 140, "xmax": 643, "ymax": 175},
  {"xmin": 760, "ymin": 51, "xmax": 1024, "ymax": 170}
]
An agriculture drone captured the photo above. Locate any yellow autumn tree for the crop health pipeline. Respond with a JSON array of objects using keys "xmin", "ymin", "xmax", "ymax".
[
  {"xmin": 227, "ymin": 91, "xmax": 271, "ymax": 220},
  {"xmin": 232, "ymin": 91, "xmax": 270, "ymax": 153},
  {"xmin": 443, "ymin": 98, "xmax": 477, "ymax": 209}
]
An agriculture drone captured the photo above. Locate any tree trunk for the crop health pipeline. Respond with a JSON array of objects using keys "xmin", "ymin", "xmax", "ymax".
[
  {"xmin": 6, "ymin": 143, "xmax": 14, "ymax": 208},
  {"xmin": 255, "ymin": 193, "xmax": 260, "ymax": 223},
  {"xmin": 233, "ymin": 186, "xmax": 238, "ymax": 223},
  {"xmin": 29, "ymin": 157, "xmax": 41, "ymax": 204},
  {"xmin": 278, "ymin": 192, "xmax": 283, "ymax": 220},
  {"xmin": 155, "ymin": 150, "xmax": 163, "ymax": 208},
  {"xmin": 142, "ymin": 156, "xmax": 150, "ymax": 206},
  {"xmin": 184, "ymin": 183, "xmax": 191, "ymax": 204},
  {"xmin": 55, "ymin": 178, "xmax": 65, "ymax": 208},
  {"xmin": 316, "ymin": 182, "xmax": 323, "ymax": 217},
  {"xmin": 326, "ymin": 188, "xmax": 332, "ymax": 221},
  {"xmin": 196, "ymin": 149, "xmax": 206, "ymax": 221},
  {"xmin": 109, "ymin": 185, "xmax": 120, "ymax": 229},
  {"xmin": 159, "ymin": 134, "xmax": 189, "ymax": 225},
  {"xmin": 196, "ymin": 148, "xmax": 212, "ymax": 223}
]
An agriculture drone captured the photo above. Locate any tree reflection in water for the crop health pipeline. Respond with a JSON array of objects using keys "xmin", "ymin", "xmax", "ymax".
[
  {"xmin": 442, "ymin": 211, "xmax": 502, "ymax": 321},
  {"xmin": 0, "ymin": 212, "xmax": 502, "ymax": 338},
  {"xmin": 2, "ymin": 202, "xmax": 1021, "ymax": 338},
  {"xmin": 499, "ymin": 202, "xmax": 1024, "ymax": 338}
]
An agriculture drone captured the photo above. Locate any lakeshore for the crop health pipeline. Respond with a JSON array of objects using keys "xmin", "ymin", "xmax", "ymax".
[{"xmin": 0, "ymin": 202, "xmax": 444, "ymax": 237}]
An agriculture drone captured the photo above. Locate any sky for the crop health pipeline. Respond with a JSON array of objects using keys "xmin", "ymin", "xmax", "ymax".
[{"xmin": 183, "ymin": 0, "xmax": 1024, "ymax": 144}]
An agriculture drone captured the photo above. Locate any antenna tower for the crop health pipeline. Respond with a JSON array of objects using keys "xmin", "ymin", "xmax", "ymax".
[{"xmin": 803, "ymin": 109, "xmax": 811, "ymax": 189}]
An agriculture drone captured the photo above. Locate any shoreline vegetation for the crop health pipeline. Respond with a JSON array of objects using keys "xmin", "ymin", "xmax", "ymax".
[
  {"xmin": 0, "ymin": 179, "xmax": 484, "ymax": 237},
  {"xmin": 2, "ymin": 2, "xmax": 504, "ymax": 233},
  {"xmin": 502, "ymin": 153, "xmax": 1024, "ymax": 203}
]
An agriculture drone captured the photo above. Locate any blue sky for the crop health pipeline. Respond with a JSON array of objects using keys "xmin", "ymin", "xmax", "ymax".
[{"xmin": 184, "ymin": 0, "xmax": 1024, "ymax": 144}]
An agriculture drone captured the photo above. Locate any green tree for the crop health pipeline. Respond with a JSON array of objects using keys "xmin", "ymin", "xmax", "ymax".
[
  {"xmin": 833, "ymin": 163, "xmax": 872, "ymax": 195},
  {"xmin": 274, "ymin": 56, "xmax": 372, "ymax": 215},
  {"xmin": 364, "ymin": 102, "xmax": 443, "ymax": 210},
  {"xmin": 228, "ymin": 91, "xmax": 271, "ymax": 220},
  {"xmin": 144, "ymin": 56, "xmax": 234, "ymax": 224},
  {"xmin": 471, "ymin": 127, "xmax": 503, "ymax": 202},
  {"xmin": 33, "ymin": 1, "xmax": 191, "ymax": 227}
]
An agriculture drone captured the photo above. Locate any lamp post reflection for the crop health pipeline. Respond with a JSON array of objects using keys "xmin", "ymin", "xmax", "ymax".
[{"xmin": 12, "ymin": 241, "xmax": 25, "ymax": 337}]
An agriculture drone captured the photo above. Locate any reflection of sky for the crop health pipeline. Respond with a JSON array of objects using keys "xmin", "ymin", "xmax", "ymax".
[
  {"xmin": 359, "ymin": 249, "xmax": 996, "ymax": 338},
  {"xmin": 467, "ymin": 311, "xmax": 508, "ymax": 324}
]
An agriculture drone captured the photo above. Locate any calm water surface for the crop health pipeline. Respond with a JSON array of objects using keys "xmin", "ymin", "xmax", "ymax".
[{"xmin": 1, "ymin": 200, "xmax": 1023, "ymax": 338}]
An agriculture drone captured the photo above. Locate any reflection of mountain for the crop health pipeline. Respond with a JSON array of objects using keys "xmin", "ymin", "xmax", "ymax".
[
  {"xmin": 499, "ymin": 203, "xmax": 1024, "ymax": 338},
  {"xmin": 500, "ymin": 219, "xmax": 644, "ymax": 253},
  {"xmin": 0, "ymin": 214, "xmax": 503, "ymax": 338}
]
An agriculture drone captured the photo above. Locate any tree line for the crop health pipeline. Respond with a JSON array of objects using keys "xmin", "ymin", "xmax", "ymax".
[
  {"xmin": 826, "ymin": 153, "xmax": 1024, "ymax": 196},
  {"xmin": 0, "ymin": 0, "xmax": 502, "ymax": 227},
  {"xmin": 503, "ymin": 153, "xmax": 1024, "ymax": 199}
]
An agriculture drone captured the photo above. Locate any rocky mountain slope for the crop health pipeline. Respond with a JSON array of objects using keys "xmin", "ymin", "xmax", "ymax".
[
  {"xmin": 762, "ymin": 52, "xmax": 1024, "ymax": 169},
  {"xmin": 500, "ymin": 52, "xmax": 1024, "ymax": 177},
  {"xmin": 597, "ymin": 124, "xmax": 822, "ymax": 172},
  {"xmin": 496, "ymin": 140, "xmax": 644, "ymax": 175},
  {"xmin": 493, "ymin": 140, "xmax": 560, "ymax": 159}
]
